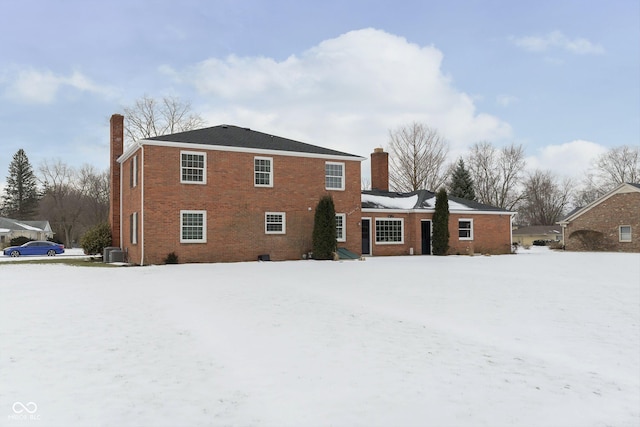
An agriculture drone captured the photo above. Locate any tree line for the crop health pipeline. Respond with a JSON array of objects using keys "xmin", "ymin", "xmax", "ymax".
[{"xmin": 385, "ymin": 122, "xmax": 639, "ymax": 226}]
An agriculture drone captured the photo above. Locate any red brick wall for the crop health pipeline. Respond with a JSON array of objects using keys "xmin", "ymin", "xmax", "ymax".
[
  {"xmin": 121, "ymin": 145, "xmax": 362, "ymax": 264},
  {"xmin": 366, "ymin": 211, "xmax": 513, "ymax": 256},
  {"xmin": 565, "ymin": 191, "xmax": 640, "ymax": 252}
]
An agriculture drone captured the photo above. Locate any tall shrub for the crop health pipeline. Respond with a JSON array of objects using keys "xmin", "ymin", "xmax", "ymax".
[
  {"xmin": 80, "ymin": 222, "xmax": 112, "ymax": 255},
  {"xmin": 432, "ymin": 189, "xmax": 450, "ymax": 255},
  {"xmin": 312, "ymin": 195, "xmax": 337, "ymax": 260}
]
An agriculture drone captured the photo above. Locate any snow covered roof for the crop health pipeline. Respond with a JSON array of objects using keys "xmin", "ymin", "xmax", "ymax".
[
  {"xmin": 361, "ymin": 190, "xmax": 511, "ymax": 213},
  {"xmin": 0, "ymin": 217, "xmax": 50, "ymax": 232}
]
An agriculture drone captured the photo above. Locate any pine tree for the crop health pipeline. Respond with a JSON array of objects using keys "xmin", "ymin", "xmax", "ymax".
[
  {"xmin": 448, "ymin": 158, "xmax": 476, "ymax": 200},
  {"xmin": 312, "ymin": 195, "xmax": 337, "ymax": 260},
  {"xmin": 1, "ymin": 149, "xmax": 39, "ymax": 219},
  {"xmin": 432, "ymin": 188, "xmax": 450, "ymax": 255}
]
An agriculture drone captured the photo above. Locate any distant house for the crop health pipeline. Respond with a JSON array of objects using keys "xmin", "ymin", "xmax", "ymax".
[
  {"xmin": 0, "ymin": 217, "xmax": 54, "ymax": 247},
  {"xmin": 512, "ymin": 225, "xmax": 562, "ymax": 246},
  {"xmin": 109, "ymin": 115, "xmax": 515, "ymax": 264},
  {"xmin": 558, "ymin": 182, "xmax": 640, "ymax": 252}
]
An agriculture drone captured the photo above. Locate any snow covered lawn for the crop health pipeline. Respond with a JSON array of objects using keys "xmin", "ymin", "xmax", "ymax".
[{"xmin": 1, "ymin": 248, "xmax": 639, "ymax": 427}]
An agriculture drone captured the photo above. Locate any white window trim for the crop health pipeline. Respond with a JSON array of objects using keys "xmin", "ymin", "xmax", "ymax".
[
  {"xmin": 459, "ymin": 218, "xmax": 474, "ymax": 241},
  {"xmin": 336, "ymin": 213, "xmax": 346, "ymax": 242},
  {"xmin": 131, "ymin": 212, "xmax": 138, "ymax": 245},
  {"xmin": 325, "ymin": 161, "xmax": 345, "ymax": 191},
  {"xmin": 375, "ymin": 218, "xmax": 404, "ymax": 245},
  {"xmin": 619, "ymin": 225, "xmax": 632, "ymax": 242},
  {"xmin": 180, "ymin": 150, "xmax": 207, "ymax": 185},
  {"xmin": 180, "ymin": 210, "xmax": 207, "ymax": 243},
  {"xmin": 131, "ymin": 155, "xmax": 138, "ymax": 188},
  {"xmin": 265, "ymin": 212, "xmax": 286, "ymax": 234},
  {"xmin": 254, "ymin": 156, "xmax": 273, "ymax": 188}
]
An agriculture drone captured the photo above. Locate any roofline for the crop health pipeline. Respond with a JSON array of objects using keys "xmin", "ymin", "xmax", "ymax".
[
  {"xmin": 558, "ymin": 182, "xmax": 640, "ymax": 225},
  {"xmin": 361, "ymin": 208, "xmax": 516, "ymax": 216},
  {"xmin": 118, "ymin": 139, "xmax": 366, "ymax": 163}
]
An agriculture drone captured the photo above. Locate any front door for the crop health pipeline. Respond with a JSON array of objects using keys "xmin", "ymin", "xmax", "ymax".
[
  {"xmin": 361, "ymin": 218, "xmax": 371, "ymax": 255},
  {"xmin": 421, "ymin": 220, "xmax": 432, "ymax": 255}
]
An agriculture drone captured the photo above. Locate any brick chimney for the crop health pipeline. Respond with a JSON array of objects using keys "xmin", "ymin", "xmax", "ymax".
[
  {"xmin": 371, "ymin": 147, "xmax": 389, "ymax": 191},
  {"xmin": 109, "ymin": 114, "xmax": 124, "ymax": 247}
]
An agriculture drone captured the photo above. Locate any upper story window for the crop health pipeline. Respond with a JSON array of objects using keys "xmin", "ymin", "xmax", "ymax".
[
  {"xmin": 336, "ymin": 213, "xmax": 346, "ymax": 242},
  {"xmin": 459, "ymin": 219, "xmax": 474, "ymax": 240},
  {"xmin": 265, "ymin": 212, "xmax": 286, "ymax": 234},
  {"xmin": 619, "ymin": 225, "xmax": 632, "ymax": 242},
  {"xmin": 181, "ymin": 151, "xmax": 206, "ymax": 184},
  {"xmin": 325, "ymin": 162, "xmax": 345, "ymax": 190},
  {"xmin": 180, "ymin": 210, "xmax": 207, "ymax": 243},
  {"xmin": 254, "ymin": 157, "xmax": 273, "ymax": 187},
  {"xmin": 375, "ymin": 218, "xmax": 404, "ymax": 244},
  {"xmin": 130, "ymin": 155, "xmax": 138, "ymax": 188}
]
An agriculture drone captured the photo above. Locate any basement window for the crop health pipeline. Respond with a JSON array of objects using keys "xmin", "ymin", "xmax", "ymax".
[
  {"xmin": 181, "ymin": 151, "xmax": 206, "ymax": 184},
  {"xmin": 619, "ymin": 225, "xmax": 632, "ymax": 242}
]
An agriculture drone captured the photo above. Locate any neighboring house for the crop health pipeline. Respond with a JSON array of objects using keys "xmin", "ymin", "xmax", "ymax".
[
  {"xmin": 0, "ymin": 217, "xmax": 54, "ymax": 247},
  {"xmin": 512, "ymin": 225, "xmax": 562, "ymax": 246},
  {"xmin": 109, "ymin": 114, "xmax": 365, "ymax": 265},
  {"xmin": 558, "ymin": 182, "xmax": 640, "ymax": 252},
  {"xmin": 109, "ymin": 115, "xmax": 515, "ymax": 264},
  {"xmin": 361, "ymin": 149, "xmax": 515, "ymax": 256}
]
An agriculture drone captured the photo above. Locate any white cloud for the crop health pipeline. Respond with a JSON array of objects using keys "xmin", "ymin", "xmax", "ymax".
[
  {"xmin": 164, "ymin": 28, "xmax": 513, "ymax": 171},
  {"xmin": 511, "ymin": 31, "xmax": 604, "ymax": 55},
  {"xmin": 525, "ymin": 139, "xmax": 608, "ymax": 178},
  {"xmin": 3, "ymin": 67, "xmax": 114, "ymax": 104},
  {"xmin": 496, "ymin": 94, "xmax": 517, "ymax": 107}
]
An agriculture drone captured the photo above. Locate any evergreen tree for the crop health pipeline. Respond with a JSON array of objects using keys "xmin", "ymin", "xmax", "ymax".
[
  {"xmin": 312, "ymin": 195, "xmax": 337, "ymax": 260},
  {"xmin": 448, "ymin": 158, "xmax": 476, "ymax": 200},
  {"xmin": 1, "ymin": 149, "xmax": 39, "ymax": 219},
  {"xmin": 432, "ymin": 188, "xmax": 450, "ymax": 255}
]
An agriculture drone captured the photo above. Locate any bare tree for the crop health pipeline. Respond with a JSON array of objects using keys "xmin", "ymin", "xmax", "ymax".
[
  {"xmin": 123, "ymin": 95, "xmax": 206, "ymax": 144},
  {"xmin": 466, "ymin": 141, "xmax": 525, "ymax": 210},
  {"xmin": 38, "ymin": 161, "xmax": 109, "ymax": 246},
  {"xmin": 388, "ymin": 122, "xmax": 450, "ymax": 192},
  {"xmin": 519, "ymin": 170, "xmax": 573, "ymax": 225},
  {"xmin": 576, "ymin": 145, "xmax": 640, "ymax": 206}
]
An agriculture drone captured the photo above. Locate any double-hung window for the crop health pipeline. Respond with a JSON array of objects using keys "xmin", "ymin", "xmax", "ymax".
[
  {"xmin": 181, "ymin": 151, "xmax": 206, "ymax": 184},
  {"xmin": 254, "ymin": 157, "xmax": 273, "ymax": 187},
  {"xmin": 325, "ymin": 162, "xmax": 345, "ymax": 190},
  {"xmin": 265, "ymin": 212, "xmax": 286, "ymax": 234},
  {"xmin": 459, "ymin": 219, "xmax": 473, "ymax": 240},
  {"xmin": 336, "ymin": 214, "xmax": 346, "ymax": 242},
  {"xmin": 375, "ymin": 218, "xmax": 404, "ymax": 244},
  {"xmin": 180, "ymin": 210, "xmax": 206, "ymax": 243},
  {"xmin": 619, "ymin": 225, "xmax": 632, "ymax": 242}
]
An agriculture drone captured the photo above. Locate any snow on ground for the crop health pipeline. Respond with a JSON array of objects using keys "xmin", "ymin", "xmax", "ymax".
[{"xmin": 1, "ymin": 248, "xmax": 639, "ymax": 427}]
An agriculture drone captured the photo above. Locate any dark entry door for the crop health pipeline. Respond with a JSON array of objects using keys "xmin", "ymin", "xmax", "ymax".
[
  {"xmin": 361, "ymin": 219, "xmax": 371, "ymax": 255},
  {"xmin": 421, "ymin": 220, "xmax": 432, "ymax": 255}
]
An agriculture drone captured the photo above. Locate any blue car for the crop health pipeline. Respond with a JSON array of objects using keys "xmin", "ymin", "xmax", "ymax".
[{"xmin": 3, "ymin": 241, "xmax": 65, "ymax": 257}]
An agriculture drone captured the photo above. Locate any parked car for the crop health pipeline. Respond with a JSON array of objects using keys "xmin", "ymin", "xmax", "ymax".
[{"xmin": 3, "ymin": 241, "xmax": 65, "ymax": 257}]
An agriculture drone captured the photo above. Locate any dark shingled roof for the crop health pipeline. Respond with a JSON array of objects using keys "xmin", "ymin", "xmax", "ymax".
[
  {"xmin": 361, "ymin": 189, "xmax": 511, "ymax": 212},
  {"xmin": 146, "ymin": 125, "xmax": 363, "ymax": 158}
]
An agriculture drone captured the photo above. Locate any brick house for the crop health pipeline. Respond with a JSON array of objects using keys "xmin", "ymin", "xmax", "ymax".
[
  {"xmin": 109, "ymin": 114, "xmax": 364, "ymax": 265},
  {"xmin": 110, "ymin": 115, "xmax": 515, "ymax": 264},
  {"xmin": 558, "ymin": 182, "xmax": 640, "ymax": 252},
  {"xmin": 361, "ymin": 149, "xmax": 515, "ymax": 256}
]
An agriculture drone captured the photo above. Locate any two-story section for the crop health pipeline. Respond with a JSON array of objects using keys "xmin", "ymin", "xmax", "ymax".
[{"xmin": 110, "ymin": 114, "xmax": 364, "ymax": 265}]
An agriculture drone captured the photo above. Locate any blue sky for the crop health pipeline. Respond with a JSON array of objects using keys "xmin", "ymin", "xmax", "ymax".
[{"xmin": 1, "ymin": 0, "xmax": 638, "ymax": 189}]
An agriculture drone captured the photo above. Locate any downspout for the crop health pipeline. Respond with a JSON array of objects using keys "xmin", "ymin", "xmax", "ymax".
[{"xmin": 140, "ymin": 145, "xmax": 145, "ymax": 266}]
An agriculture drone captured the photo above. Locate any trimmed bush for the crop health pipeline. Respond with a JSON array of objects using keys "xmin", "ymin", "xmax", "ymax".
[
  {"xmin": 312, "ymin": 195, "xmax": 337, "ymax": 260},
  {"xmin": 10, "ymin": 236, "xmax": 33, "ymax": 247},
  {"xmin": 164, "ymin": 252, "xmax": 179, "ymax": 264},
  {"xmin": 80, "ymin": 222, "xmax": 112, "ymax": 255}
]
